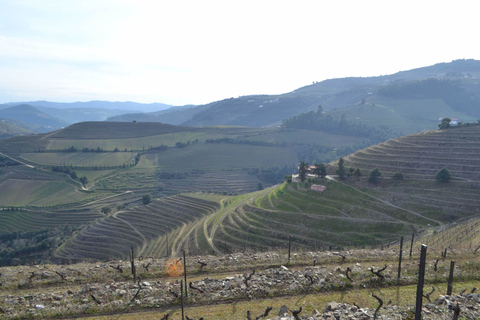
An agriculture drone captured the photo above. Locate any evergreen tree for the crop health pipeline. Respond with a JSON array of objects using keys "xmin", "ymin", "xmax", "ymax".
[
  {"xmin": 298, "ymin": 161, "xmax": 308, "ymax": 182},
  {"xmin": 336, "ymin": 157, "xmax": 346, "ymax": 180},
  {"xmin": 439, "ymin": 117, "xmax": 451, "ymax": 129},
  {"xmin": 368, "ymin": 168, "xmax": 382, "ymax": 183},
  {"xmin": 314, "ymin": 163, "xmax": 327, "ymax": 178}
]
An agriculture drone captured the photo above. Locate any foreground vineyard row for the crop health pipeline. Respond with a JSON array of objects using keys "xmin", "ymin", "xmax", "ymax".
[{"xmin": 2, "ymin": 246, "xmax": 480, "ymax": 319}]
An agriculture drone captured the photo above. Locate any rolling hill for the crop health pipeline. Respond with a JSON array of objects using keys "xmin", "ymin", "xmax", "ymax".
[
  {"xmin": 0, "ymin": 104, "xmax": 69, "ymax": 132},
  {"xmin": 107, "ymin": 59, "xmax": 480, "ymax": 134},
  {"xmin": 2, "ymin": 60, "xmax": 480, "ymax": 265},
  {"xmin": 0, "ymin": 119, "xmax": 35, "ymax": 139},
  {"xmin": 1, "ymin": 122, "xmax": 478, "ymax": 264}
]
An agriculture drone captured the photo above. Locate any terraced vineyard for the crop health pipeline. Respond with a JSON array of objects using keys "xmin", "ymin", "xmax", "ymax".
[
  {"xmin": 0, "ymin": 166, "xmax": 98, "ymax": 207},
  {"xmin": 54, "ymin": 195, "xmax": 221, "ymax": 262},
  {"xmin": 0, "ymin": 209, "xmax": 102, "ymax": 234},
  {"xmin": 53, "ymin": 166, "xmax": 480, "ymax": 263},
  {"xmin": 341, "ymin": 124, "xmax": 480, "ymax": 180},
  {"xmin": 4, "ymin": 122, "xmax": 480, "ymax": 266}
]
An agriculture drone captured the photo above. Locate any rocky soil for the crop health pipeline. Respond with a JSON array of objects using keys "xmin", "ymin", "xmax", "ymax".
[{"xmin": 1, "ymin": 249, "xmax": 479, "ymax": 319}]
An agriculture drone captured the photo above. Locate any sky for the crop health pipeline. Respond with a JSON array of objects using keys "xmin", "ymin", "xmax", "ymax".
[{"xmin": 0, "ymin": 0, "xmax": 479, "ymax": 106}]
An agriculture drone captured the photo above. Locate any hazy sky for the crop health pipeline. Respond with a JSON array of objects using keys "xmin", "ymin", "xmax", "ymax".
[{"xmin": 0, "ymin": 0, "xmax": 478, "ymax": 106}]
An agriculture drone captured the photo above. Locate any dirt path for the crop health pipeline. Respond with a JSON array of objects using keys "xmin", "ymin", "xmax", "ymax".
[
  {"xmin": 111, "ymin": 212, "xmax": 148, "ymax": 256},
  {"xmin": 201, "ymin": 189, "xmax": 272, "ymax": 255}
]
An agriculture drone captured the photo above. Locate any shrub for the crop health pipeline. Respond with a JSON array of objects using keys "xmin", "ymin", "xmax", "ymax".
[
  {"xmin": 392, "ymin": 172, "xmax": 404, "ymax": 180},
  {"xmin": 435, "ymin": 167, "xmax": 451, "ymax": 182},
  {"xmin": 368, "ymin": 168, "xmax": 382, "ymax": 183},
  {"xmin": 142, "ymin": 194, "xmax": 152, "ymax": 205}
]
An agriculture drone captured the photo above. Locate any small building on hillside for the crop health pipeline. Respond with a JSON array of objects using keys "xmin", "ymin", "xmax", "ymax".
[
  {"xmin": 310, "ymin": 184, "xmax": 327, "ymax": 193},
  {"xmin": 297, "ymin": 165, "xmax": 317, "ymax": 175},
  {"xmin": 438, "ymin": 117, "xmax": 460, "ymax": 126}
]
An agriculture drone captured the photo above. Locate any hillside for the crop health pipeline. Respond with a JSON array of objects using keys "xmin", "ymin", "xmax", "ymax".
[
  {"xmin": 0, "ymin": 119, "xmax": 35, "ymax": 139},
  {"xmin": 340, "ymin": 124, "xmax": 480, "ymax": 180},
  {"xmin": 2, "ymin": 100, "xmax": 174, "ymax": 112},
  {"xmin": 3, "ymin": 60, "xmax": 479, "ymax": 135},
  {"xmin": 107, "ymin": 59, "xmax": 480, "ymax": 134},
  {"xmin": 2, "ymin": 119, "xmax": 480, "ymax": 265},
  {"xmin": 0, "ymin": 104, "xmax": 69, "ymax": 132},
  {"xmin": 41, "ymin": 124, "xmax": 480, "ymax": 263},
  {"xmin": 2, "ymin": 218, "xmax": 480, "ymax": 319}
]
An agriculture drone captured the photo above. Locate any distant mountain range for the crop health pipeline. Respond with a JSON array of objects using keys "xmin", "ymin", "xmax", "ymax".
[
  {"xmin": 2, "ymin": 59, "xmax": 480, "ymax": 137},
  {"xmin": 107, "ymin": 59, "xmax": 480, "ymax": 133}
]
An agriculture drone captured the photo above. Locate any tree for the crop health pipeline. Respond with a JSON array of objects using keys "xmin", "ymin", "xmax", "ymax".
[
  {"xmin": 435, "ymin": 167, "xmax": 451, "ymax": 182},
  {"xmin": 353, "ymin": 168, "xmax": 362, "ymax": 177},
  {"xmin": 79, "ymin": 176, "xmax": 89, "ymax": 187},
  {"xmin": 368, "ymin": 168, "xmax": 382, "ymax": 183},
  {"xmin": 257, "ymin": 182, "xmax": 264, "ymax": 190},
  {"xmin": 336, "ymin": 157, "xmax": 346, "ymax": 180},
  {"xmin": 298, "ymin": 161, "xmax": 308, "ymax": 182},
  {"xmin": 439, "ymin": 117, "xmax": 451, "ymax": 129},
  {"xmin": 314, "ymin": 163, "xmax": 327, "ymax": 178},
  {"xmin": 142, "ymin": 194, "xmax": 152, "ymax": 205},
  {"xmin": 393, "ymin": 172, "xmax": 404, "ymax": 180},
  {"xmin": 101, "ymin": 207, "xmax": 112, "ymax": 214}
]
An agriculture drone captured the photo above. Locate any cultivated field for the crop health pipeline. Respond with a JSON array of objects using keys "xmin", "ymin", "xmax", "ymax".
[{"xmin": 341, "ymin": 124, "xmax": 480, "ymax": 180}]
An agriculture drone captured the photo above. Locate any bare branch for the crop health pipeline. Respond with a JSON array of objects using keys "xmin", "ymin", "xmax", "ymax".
[
  {"xmin": 423, "ymin": 287, "xmax": 435, "ymax": 302},
  {"xmin": 189, "ymin": 281, "xmax": 204, "ymax": 293},
  {"xmin": 290, "ymin": 307, "xmax": 302, "ymax": 320},
  {"xmin": 255, "ymin": 306, "xmax": 272, "ymax": 319},
  {"xmin": 370, "ymin": 265, "xmax": 387, "ymax": 280},
  {"xmin": 110, "ymin": 265, "xmax": 123, "ymax": 273},
  {"xmin": 244, "ymin": 269, "xmax": 255, "ymax": 288},
  {"xmin": 371, "ymin": 292, "xmax": 383, "ymax": 320},
  {"xmin": 346, "ymin": 267, "xmax": 353, "ymax": 282},
  {"xmin": 198, "ymin": 260, "xmax": 207, "ymax": 270},
  {"xmin": 474, "ymin": 244, "xmax": 480, "ymax": 254},
  {"xmin": 90, "ymin": 294, "xmax": 102, "ymax": 305},
  {"xmin": 304, "ymin": 273, "xmax": 314, "ymax": 285},
  {"xmin": 434, "ymin": 259, "xmax": 440, "ymax": 272},
  {"xmin": 449, "ymin": 303, "xmax": 461, "ymax": 320},
  {"xmin": 168, "ymin": 288, "xmax": 179, "ymax": 298},
  {"xmin": 332, "ymin": 252, "xmax": 346, "ymax": 263},
  {"xmin": 55, "ymin": 271, "xmax": 67, "ymax": 281}
]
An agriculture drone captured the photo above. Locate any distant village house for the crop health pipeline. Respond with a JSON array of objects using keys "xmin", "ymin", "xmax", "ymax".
[{"xmin": 310, "ymin": 184, "xmax": 327, "ymax": 193}]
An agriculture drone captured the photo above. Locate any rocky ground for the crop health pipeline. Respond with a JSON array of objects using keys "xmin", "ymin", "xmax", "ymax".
[
  {"xmin": 261, "ymin": 294, "xmax": 480, "ymax": 319},
  {"xmin": 1, "ymin": 249, "xmax": 479, "ymax": 319}
]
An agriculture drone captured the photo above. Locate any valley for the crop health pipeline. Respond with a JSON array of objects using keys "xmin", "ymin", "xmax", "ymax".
[{"xmin": 2, "ymin": 60, "xmax": 480, "ymax": 319}]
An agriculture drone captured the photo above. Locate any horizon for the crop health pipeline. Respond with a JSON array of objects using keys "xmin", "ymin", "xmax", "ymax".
[
  {"xmin": 2, "ymin": 58, "xmax": 475, "ymax": 108},
  {"xmin": 1, "ymin": 0, "xmax": 479, "ymax": 107}
]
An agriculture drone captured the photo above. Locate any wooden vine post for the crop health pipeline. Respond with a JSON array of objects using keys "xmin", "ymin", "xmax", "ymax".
[
  {"xmin": 415, "ymin": 244, "xmax": 427, "ymax": 320},
  {"xmin": 129, "ymin": 246, "xmax": 136, "ymax": 284},
  {"xmin": 398, "ymin": 236, "xmax": 404, "ymax": 280},
  {"xmin": 447, "ymin": 260, "xmax": 455, "ymax": 296},
  {"xmin": 409, "ymin": 233, "xmax": 414, "ymax": 258},
  {"xmin": 180, "ymin": 280, "xmax": 185, "ymax": 320},
  {"xmin": 183, "ymin": 249, "xmax": 188, "ymax": 301}
]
